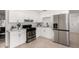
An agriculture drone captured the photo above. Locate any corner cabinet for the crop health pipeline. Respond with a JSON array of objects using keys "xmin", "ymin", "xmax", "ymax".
[
  {"xmin": 41, "ymin": 28, "xmax": 53, "ymax": 39},
  {"xmin": 36, "ymin": 27, "xmax": 53, "ymax": 39},
  {"xmin": 10, "ymin": 29, "xmax": 26, "ymax": 48}
]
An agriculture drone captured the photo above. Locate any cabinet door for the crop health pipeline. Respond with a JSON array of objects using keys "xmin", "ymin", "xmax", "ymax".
[
  {"xmin": 18, "ymin": 30, "xmax": 26, "ymax": 43},
  {"xmin": 10, "ymin": 30, "xmax": 26, "ymax": 48},
  {"xmin": 10, "ymin": 31, "xmax": 19, "ymax": 48},
  {"xmin": 45, "ymin": 28, "xmax": 52, "ymax": 39},
  {"xmin": 41, "ymin": 28, "xmax": 45, "ymax": 37},
  {"xmin": 41, "ymin": 28, "xmax": 49, "ymax": 39},
  {"xmin": 36, "ymin": 28, "xmax": 42, "ymax": 37}
]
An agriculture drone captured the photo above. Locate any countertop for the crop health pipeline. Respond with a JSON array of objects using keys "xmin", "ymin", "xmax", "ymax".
[
  {"xmin": 36, "ymin": 26, "xmax": 52, "ymax": 29},
  {"xmin": 9, "ymin": 28, "xmax": 26, "ymax": 32}
]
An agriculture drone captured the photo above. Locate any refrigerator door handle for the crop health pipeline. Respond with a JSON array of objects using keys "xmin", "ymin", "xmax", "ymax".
[{"xmin": 53, "ymin": 23, "xmax": 58, "ymax": 29}]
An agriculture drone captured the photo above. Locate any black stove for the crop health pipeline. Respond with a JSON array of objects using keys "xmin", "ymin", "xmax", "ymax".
[{"xmin": 22, "ymin": 25, "xmax": 36, "ymax": 43}]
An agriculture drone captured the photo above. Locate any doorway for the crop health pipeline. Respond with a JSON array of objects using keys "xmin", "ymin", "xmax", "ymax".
[{"xmin": 0, "ymin": 10, "xmax": 5, "ymax": 48}]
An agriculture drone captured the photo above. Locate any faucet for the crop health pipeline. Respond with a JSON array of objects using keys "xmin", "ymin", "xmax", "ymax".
[{"xmin": 17, "ymin": 23, "xmax": 21, "ymax": 30}]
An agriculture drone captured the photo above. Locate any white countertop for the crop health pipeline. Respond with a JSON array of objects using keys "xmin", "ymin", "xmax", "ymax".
[{"xmin": 9, "ymin": 28, "xmax": 26, "ymax": 32}]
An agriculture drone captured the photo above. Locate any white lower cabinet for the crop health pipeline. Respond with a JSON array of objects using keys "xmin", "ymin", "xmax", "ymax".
[
  {"xmin": 10, "ymin": 29, "xmax": 26, "ymax": 48},
  {"xmin": 41, "ymin": 28, "xmax": 53, "ymax": 39},
  {"xmin": 36, "ymin": 27, "xmax": 53, "ymax": 39},
  {"xmin": 36, "ymin": 27, "xmax": 42, "ymax": 37}
]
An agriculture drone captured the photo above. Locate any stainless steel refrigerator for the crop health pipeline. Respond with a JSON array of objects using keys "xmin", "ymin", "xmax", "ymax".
[{"xmin": 53, "ymin": 14, "xmax": 70, "ymax": 46}]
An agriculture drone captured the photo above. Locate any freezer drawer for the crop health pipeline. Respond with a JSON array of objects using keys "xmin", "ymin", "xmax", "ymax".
[
  {"xmin": 54, "ymin": 30, "xmax": 59, "ymax": 43},
  {"xmin": 58, "ymin": 31, "xmax": 69, "ymax": 46}
]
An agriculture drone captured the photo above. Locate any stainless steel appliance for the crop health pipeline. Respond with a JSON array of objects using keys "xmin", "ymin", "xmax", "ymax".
[
  {"xmin": 0, "ymin": 27, "xmax": 5, "ymax": 39},
  {"xmin": 53, "ymin": 14, "xmax": 70, "ymax": 46},
  {"xmin": 22, "ymin": 25, "xmax": 36, "ymax": 43}
]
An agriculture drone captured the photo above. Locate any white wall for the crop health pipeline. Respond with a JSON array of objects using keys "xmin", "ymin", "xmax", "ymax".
[
  {"xmin": 40, "ymin": 10, "xmax": 69, "ymax": 40},
  {"xmin": 7, "ymin": 10, "xmax": 41, "ymax": 30},
  {"xmin": 9, "ymin": 10, "xmax": 41, "ymax": 22},
  {"xmin": 70, "ymin": 13, "xmax": 79, "ymax": 33}
]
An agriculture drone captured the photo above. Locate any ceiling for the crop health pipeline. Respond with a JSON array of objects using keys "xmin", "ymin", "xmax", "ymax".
[{"xmin": 33, "ymin": 10, "xmax": 48, "ymax": 13}]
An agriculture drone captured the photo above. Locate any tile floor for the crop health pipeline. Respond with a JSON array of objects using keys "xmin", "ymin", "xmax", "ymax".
[
  {"xmin": 70, "ymin": 32, "xmax": 79, "ymax": 48},
  {"xmin": 16, "ymin": 37, "xmax": 68, "ymax": 48}
]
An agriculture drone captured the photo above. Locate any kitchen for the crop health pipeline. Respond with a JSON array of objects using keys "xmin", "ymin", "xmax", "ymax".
[
  {"xmin": 5, "ymin": 10, "xmax": 54, "ymax": 48},
  {"xmin": 3, "ymin": 10, "xmax": 79, "ymax": 48}
]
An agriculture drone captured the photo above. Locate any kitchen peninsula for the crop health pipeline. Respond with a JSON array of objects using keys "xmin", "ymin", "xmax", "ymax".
[{"xmin": 9, "ymin": 23, "xmax": 36, "ymax": 48}]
